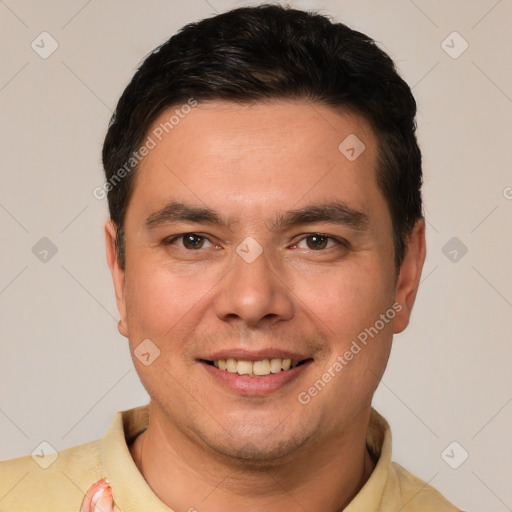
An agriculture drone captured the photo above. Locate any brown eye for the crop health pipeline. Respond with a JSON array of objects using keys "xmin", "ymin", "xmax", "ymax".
[
  {"xmin": 166, "ymin": 233, "xmax": 213, "ymax": 250},
  {"xmin": 306, "ymin": 234, "xmax": 328, "ymax": 250},
  {"xmin": 182, "ymin": 234, "xmax": 205, "ymax": 249},
  {"xmin": 297, "ymin": 234, "xmax": 334, "ymax": 250}
]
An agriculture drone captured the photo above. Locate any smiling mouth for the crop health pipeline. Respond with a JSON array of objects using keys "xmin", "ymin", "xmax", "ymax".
[{"xmin": 202, "ymin": 358, "xmax": 311, "ymax": 377}]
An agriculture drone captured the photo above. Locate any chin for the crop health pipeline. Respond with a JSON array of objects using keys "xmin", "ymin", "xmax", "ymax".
[{"xmin": 197, "ymin": 423, "xmax": 315, "ymax": 467}]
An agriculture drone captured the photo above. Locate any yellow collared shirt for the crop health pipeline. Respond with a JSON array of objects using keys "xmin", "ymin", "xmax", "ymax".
[{"xmin": 0, "ymin": 405, "xmax": 462, "ymax": 511}]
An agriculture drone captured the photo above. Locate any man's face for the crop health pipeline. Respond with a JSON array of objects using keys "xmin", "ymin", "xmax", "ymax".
[{"xmin": 107, "ymin": 101, "xmax": 422, "ymax": 461}]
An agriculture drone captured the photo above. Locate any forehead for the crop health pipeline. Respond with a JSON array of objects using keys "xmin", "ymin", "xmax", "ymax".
[{"xmin": 130, "ymin": 100, "xmax": 386, "ymax": 226}]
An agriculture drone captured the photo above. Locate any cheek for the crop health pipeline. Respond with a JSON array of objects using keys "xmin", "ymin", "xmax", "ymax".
[
  {"xmin": 123, "ymin": 260, "xmax": 208, "ymax": 343},
  {"xmin": 122, "ymin": 262, "xmax": 211, "ymax": 396},
  {"xmin": 297, "ymin": 259, "xmax": 396, "ymax": 340}
]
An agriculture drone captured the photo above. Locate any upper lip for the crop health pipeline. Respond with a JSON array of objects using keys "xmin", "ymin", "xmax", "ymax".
[{"xmin": 201, "ymin": 349, "xmax": 311, "ymax": 362}]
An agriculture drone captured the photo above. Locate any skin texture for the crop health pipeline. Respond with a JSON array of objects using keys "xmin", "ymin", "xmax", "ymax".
[{"xmin": 105, "ymin": 101, "xmax": 426, "ymax": 511}]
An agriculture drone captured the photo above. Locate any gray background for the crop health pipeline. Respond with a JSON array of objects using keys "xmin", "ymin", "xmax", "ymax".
[{"xmin": 1, "ymin": 1, "xmax": 511, "ymax": 510}]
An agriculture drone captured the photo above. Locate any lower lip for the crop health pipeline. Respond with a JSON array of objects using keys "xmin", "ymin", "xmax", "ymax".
[{"xmin": 200, "ymin": 360, "xmax": 313, "ymax": 396}]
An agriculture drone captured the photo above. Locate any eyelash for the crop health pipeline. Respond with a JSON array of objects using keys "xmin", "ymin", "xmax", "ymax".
[{"xmin": 163, "ymin": 233, "xmax": 349, "ymax": 251}]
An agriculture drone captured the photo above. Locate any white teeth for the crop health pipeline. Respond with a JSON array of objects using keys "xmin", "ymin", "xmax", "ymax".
[
  {"xmin": 270, "ymin": 358, "xmax": 282, "ymax": 373},
  {"xmin": 237, "ymin": 360, "xmax": 253, "ymax": 375},
  {"xmin": 253, "ymin": 359, "xmax": 270, "ymax": 376},
  {"xmin": 211, "ymin": 357, "xmax": 300, "ymax": 377},
  {"xmin": 226, "ymin": 358, "xmax": 238, "ymax": 373}
]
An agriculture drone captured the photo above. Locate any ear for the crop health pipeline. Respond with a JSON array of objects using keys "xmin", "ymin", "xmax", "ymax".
[
  {"xmin": 105, "ymin": 220, "xmax": 129, "ymax": 338},
  {"xmin": 393, "ymin": 219, "xmax": 426, "ymax": 334}
]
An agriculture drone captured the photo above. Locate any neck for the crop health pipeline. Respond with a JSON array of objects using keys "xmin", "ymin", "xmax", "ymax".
[{"xmin": 130, "ymin": 402, "xmax": 376, "ymax": 512}]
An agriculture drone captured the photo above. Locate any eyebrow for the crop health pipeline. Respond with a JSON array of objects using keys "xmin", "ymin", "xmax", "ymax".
[
  {"xmin": 271, "ymin": 202, "xmax": 368, "ymax": 231},
  {"xmin": 144, "ymin": 201, "xmax": 226, "ymax": 229},
  {"xmin": 144, "ymin": 200, "xmax": 369, "ymax": 232}
]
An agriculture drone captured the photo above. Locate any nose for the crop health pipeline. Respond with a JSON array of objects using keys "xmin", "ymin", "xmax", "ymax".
[{"xmin": 213, "ymin": 244, "xmax": 294, "ymax": 328}]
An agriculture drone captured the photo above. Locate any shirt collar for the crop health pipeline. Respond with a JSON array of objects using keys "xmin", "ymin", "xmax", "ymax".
[{"xmin": 345, "ymin": 407, "xmax": 399, "ymax": 511}]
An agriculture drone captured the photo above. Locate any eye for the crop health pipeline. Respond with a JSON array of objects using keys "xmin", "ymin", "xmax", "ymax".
[
  {"xmin": 293, "ymin": 234, "xmax": 341, "ymax": 251},
  {"xmin": 165, "ymin": 233, "xmax": 214, "ymax": 250}
]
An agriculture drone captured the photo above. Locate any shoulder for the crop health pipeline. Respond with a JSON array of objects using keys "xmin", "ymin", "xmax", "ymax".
[
  {"xmin": 0, "ymin": 440, "xmax": 104, "ymax": 511},
  {"xmin": 390, "ymin": 461, "xmax": 463, "ymax": 511}
]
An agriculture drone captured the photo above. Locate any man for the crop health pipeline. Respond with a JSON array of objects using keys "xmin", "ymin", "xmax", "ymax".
[{"xmin": 0, "ymin": 5, "xmax": 463, "ymax": 511}]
